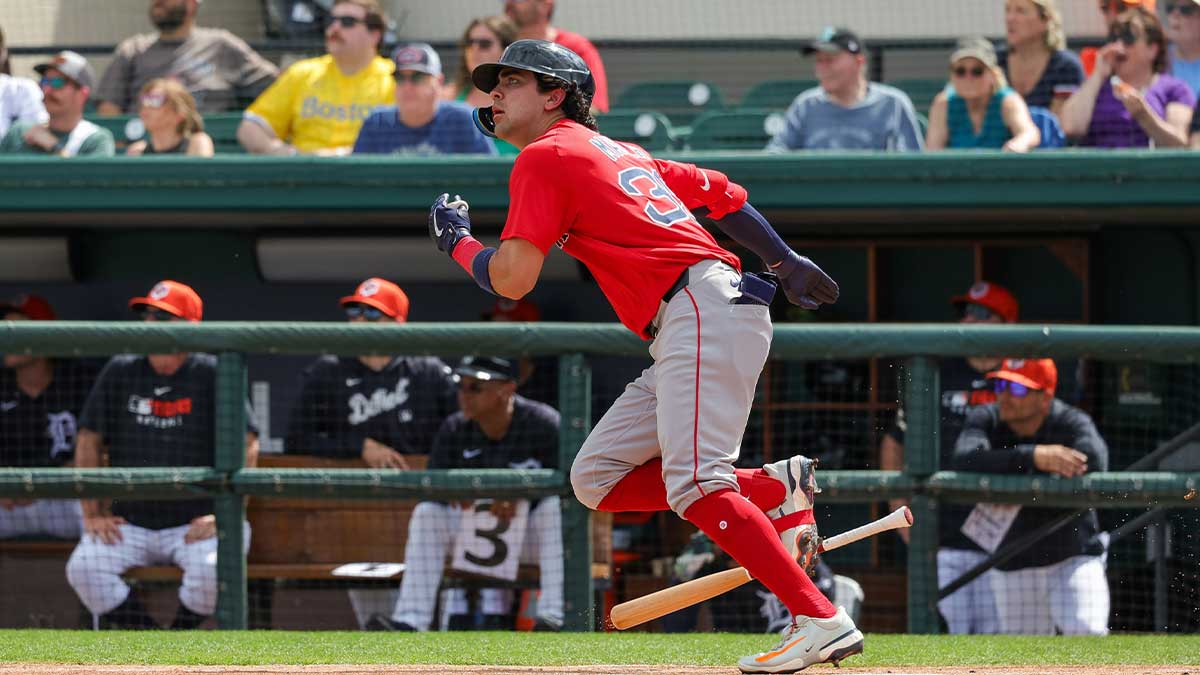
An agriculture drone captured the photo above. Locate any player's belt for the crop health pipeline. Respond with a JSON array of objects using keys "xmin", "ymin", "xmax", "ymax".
[{"xmin": 661, "ymin": 268, "xmax": 690, "ymax": 304}]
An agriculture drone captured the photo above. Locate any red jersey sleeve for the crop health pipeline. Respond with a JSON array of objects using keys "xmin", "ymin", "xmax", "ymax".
[
  {"xmin": 500, "ymin": 142, "xmax": 573, "ymax": 254},
  {"xmin": 653, "ymin": 158, "xmax": 748, "ymax": 219}
]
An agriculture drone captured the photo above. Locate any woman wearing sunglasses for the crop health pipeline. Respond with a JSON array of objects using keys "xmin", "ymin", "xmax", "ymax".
[
  {"xmin": 1166, "ymin": 0, "xmax": 1200, "ymax": 98},
  {"xmin": 926, "ymin": 37, "xmax": 1041, "ymax": 152},
  {"xmin": 443, "ymin": 15, "xmax": 519, "ymax": 156},
  {"xmin": 126, "ymin": 78, "xmax": 213, "ymax": 156},
  {"xmin": 999, "ymin": 0, "xmax": 1083, "ymax": 118},
  {"xmin": 1061, "ymin": 7, "xmax": 1194, "ymax": 147}
]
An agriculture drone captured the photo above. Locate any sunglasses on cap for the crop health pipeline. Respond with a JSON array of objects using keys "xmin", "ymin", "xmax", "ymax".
[
  {"xmin": 345, "ymin": 304, "xmax": 386, "ymax": 321},
  {"xmin": 962, "ymin": 303, "xmax": 1001, "ymax": 321},
  {"xmin": 325, "ymin": 15, "xmax": 367, "ymax": 29},
  {"xmin": 465, "ymin": 38, "xmax": 497, "ymax": 49},
  {"xmin": 39, "ymin": 76, "xmax": 72, "ymax": 90},
  {"xmin": 136, "ymin": 306, "xmax": 181, "ymax": 322},
  {"xmin": 1168, "ymin": 2, "xmax": 1200, "ymax": 15},
  {"xmin": 993, "ymin": 379, "xmax": 1036, "ymax": 397},
  {"xmin": 1108, "ymin": 25, "xmax": 1140, "ymax": 45},
  {"xmin": 952, "ymin": 65, "xmax": 987, "ymax": 78},
  {"xmin": 140, "ymin": 93, "xmax": 166, "ymax": 109},
  {"xmin": 394, "ymin": 71, "xmax": 433, "ymax": 84}
]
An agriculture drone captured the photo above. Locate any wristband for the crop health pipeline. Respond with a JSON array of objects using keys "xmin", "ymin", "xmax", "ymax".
[{"xmin": 450, "ymin": 236, "xmax": 498, "ymax": 295}]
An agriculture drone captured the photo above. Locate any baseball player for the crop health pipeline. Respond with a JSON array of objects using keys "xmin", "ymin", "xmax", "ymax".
[
  {"xmin": 0, "ymin": 294, "xmax": 94, "ymax": 540},
  {"xmin": 954, "ymin": 358, "xmax": 1110, "ymax": 635},
  {"xmin": 367, "ymin": 356, "xmax": 563, "ymax": 632},
  {"xmin": 66, "ymin": 280, "xmax": 258, "ymax": 629},
  {"xmin": 284, "ymin": 278, "xmax": 458, "ymax": 465},
  {"xmin": 427, "ymin": 40, "xmax": 860, "ymax": 672}
]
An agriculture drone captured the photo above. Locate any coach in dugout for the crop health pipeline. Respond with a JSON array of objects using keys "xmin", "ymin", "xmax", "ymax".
[
  {"xmin": 284, "ymin": 278, "xmax": 457, "ymax": 466},
  {"xmin": 237, "ymin": 0, "xmax": 394, "ymax": 156},
  {"xmin": 953, "ymin": 358, "xmax": 1110, "ymax": 635},
  {"xmin": 66, "ymin": 280, "xmax": 259, "ymax": 630},
  {"xmin": 367, "ymin": 356, "xmax": 563, "ymax": 632}
]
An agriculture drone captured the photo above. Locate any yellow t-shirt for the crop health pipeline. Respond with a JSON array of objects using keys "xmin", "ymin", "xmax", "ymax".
[{"xmin": 245, "ymin": 54, "xmax": 395, "ymax": 153}]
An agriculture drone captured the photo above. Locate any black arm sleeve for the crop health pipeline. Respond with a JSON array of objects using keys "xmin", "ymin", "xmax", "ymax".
[
  {"xmin": 952, "ymin": 406, "xmax": 1037, "ymax": 474},
  {"xmin": 697, "ymin": 202, "xmax": 791, "ymax": 267},
  {"xmin": 1061, "ymin": 405, "xmax": 1109, "ymax": 472}
]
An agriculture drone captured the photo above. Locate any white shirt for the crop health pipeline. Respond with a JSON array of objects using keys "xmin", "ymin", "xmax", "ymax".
[{"xmin": 0, "ymin": 75, "xmax": 49, "ymax": 139}]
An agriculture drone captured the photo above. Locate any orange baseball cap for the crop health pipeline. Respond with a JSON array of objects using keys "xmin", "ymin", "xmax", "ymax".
[
  {"xmin": 128, "ymin": 280, "xmax": 203, "ymax": 322},
  {"xmin": 951, "ymin": 281, "xmax": 1019, "ymax": 323},
  {"xmin": 0, "ymin": 294, "xmax": 56, "ymax": 321},
  {"xmin": 987, "ymin": 358, "xmax": 1057, "ymax": 396},
  {"xmin": 340, "ymin": 278, "xmax": 409, "ymax": 321},
  {"xmin": 484, "ymin": 297, "xmax": 540, "ymax": 322}
]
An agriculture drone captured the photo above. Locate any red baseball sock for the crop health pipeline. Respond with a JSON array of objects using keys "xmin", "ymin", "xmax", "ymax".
[
  {"xmin": 596, "ymin": 459, "xmax": 786, "ymax": 513},
  {"xmin": 683, "ymin": 489, "xmax": 836, "ymax": 619}
]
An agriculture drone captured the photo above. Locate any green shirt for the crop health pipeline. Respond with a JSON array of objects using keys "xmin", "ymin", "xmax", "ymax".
[{"xmin": 0, "ymin": 119, "xmax": 115, "ymax": 156}]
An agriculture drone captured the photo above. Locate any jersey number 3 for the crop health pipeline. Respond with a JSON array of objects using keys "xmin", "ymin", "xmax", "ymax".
[{"xmin": 617, "ymin": 167, "xmax": 693, "ymax": 227}]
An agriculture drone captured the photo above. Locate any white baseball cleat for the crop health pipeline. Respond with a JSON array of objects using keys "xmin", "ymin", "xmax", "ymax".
[
  {"xmin": 763, "ymin": 454, "xmax": 820, "ymax": 567},
  {"xmin": 737, "ymin": 606, "xmax": 864, "ymax": 674}
]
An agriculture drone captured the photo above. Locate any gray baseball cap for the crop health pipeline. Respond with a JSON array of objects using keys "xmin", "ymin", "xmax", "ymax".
[
  {"xmin": 391, "ymin": 43, "xmax": 442, "ymax": 77},
  {"xmin": 33, "ymin": 51, "xmax": 96, "ymax": 89},
  {"xmin": 949, "ymin": 37, "xmax": 999, "ymax": 70}
]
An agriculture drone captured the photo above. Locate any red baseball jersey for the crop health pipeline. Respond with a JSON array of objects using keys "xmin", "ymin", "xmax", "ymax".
[{"xmin": 501, "ymin": 119, "xmax": 744, "ymax": 337}]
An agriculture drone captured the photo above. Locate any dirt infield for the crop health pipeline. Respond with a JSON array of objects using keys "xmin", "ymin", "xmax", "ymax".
[{"xmin": 0, "ymin": 662, "xmax": 1195, "ymax": 667}]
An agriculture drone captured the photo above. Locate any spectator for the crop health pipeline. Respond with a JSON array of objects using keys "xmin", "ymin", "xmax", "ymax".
[
  {"xmin": 95, "ymin": 0, "xmax": 278, "ymax": 115},
  {"xmin": 367, "ymin": 356, "xmax": 564, "ymax": 632},
  {"xmin": 238, "ymin": 0, "xmax": 394, "ymax": 156},
  {"xmin": 284, "ymin": 278, "xmax": 457, "ymax": 465},
  {"xmin": 879, "ymin": 281, "xmax": 1018, "ymax": 634},
  {"xmin": 444, "ymin": 16, "xmax": 519, "ymax": 156},
  {"xmin": 926, "ymin": 38, "xmax": 1041, "ymax": 151},
  {"xmin": 352, "ymin": 43, "xmax": 495, "ymax": 156},
  {"xmin": 954, "ymin": 358, "xmax": 1110, "ymax": 635},
  {"xmin": 0, "ymin": 295, "xmax": 95, "ymax": 540},
  {"xmin": 504, "ymin": 0, "xmax": 609, "ymax": 112},
  {"xmin": 998, "ymin": 0, "xmax": 1084, "ymax": 117},
  {"xmin": 482, "ymin": 297, "xmax": 556, "ymax": 405},
  {"xmin": 0, "ymin": 25, "xmax": 49, "ymax": 139},
  {"xmin": 1062, "ymin": 7, "xmax": 1194, "ymax": 147},
  {"xmin": 1166, "ymin": 0, "xmax": 1200, "ymax": 97},
  {"xmin": 0, "ymin": 51, "xmax": 114, "ymax": 156},
  {"xmin": 1083, "ymin": 0, "xmax": 1157, "ymax": 76},
  {"xmin": 125, "ymin": 78, "xmax": 214, "ymax": 156},
  {"xmin": 66, "ymin": 280, "xmax": 258, "ymax": 630},
  {"xmin": 766, "ymin": 27, "xmax": 923, "ymax": 151}
]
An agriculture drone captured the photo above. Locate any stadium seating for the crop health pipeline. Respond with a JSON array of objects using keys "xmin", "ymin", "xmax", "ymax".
[
  {"xmin": 738, "ymin": 79, "xmax": 817, "ymax": 111},
  {"xmin": 90, "ymin": 113, "xmax": 246, "ymax": 153},
  {"xmin": 613, "ymin": 80, "xmax": 726, "ymax": 127},
  {"xmin": 885, "ymin": 78, "xmax": 947, "ymax": 117},
  {"xmin": 686, "ymin": 109, "xmax": 786, "ymax": 151},
  {"xmin": 594, "ymin": 110, "xmax": 677, "ymax": 152}
]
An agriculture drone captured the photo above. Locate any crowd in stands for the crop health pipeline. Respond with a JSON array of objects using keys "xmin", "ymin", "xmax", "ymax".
[{"xmin": 6, "ymin": 0, "xmax": 1200, "ymax": 157}]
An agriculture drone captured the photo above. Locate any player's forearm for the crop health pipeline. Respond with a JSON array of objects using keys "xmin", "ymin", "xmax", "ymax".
[{"xmin": 708, "ymin": 202, "xmax": 792, "ymax": 267}]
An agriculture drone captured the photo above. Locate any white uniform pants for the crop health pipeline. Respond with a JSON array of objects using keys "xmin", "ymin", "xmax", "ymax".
[
  {"xmin": 389, "ymin": 497, "xmax": 563, "ymax": 630},
  {"xmin": 990, "ymin": 554, "xmax": 1109, "ymax": 635},
  {"xmin": 570, "ymin": 260, "xmax": 772, "ymax": 516},
  {"xmin": 937, "ymin": 548, "xmax": 1000, "ymax": 634},
  {"xmin": 0, "ymin": 500, "xmax": 81, "ymax": 539},
  {"xmin": 65, "ymin": 521, "xmax": 250, "ymax": 617}
]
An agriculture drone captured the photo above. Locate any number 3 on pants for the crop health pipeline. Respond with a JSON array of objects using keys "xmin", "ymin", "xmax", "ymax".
[
  {"xmin": 450, "ymin": 499, "xmax": 531, "ymax": 581},
  {"xmin": 617, "ymin": 167, "xmax": 693, "ymax": 227}
]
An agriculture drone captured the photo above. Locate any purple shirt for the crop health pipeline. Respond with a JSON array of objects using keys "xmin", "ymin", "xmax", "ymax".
[{"xmin": 1084, "ymin": 74, "xmax": 1195, "ymax": 148}]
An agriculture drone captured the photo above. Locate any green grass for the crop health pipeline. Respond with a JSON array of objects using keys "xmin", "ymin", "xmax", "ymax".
[{"xmin": 0, "ymin": 631, "xmax": 1199, "ymax": 666}]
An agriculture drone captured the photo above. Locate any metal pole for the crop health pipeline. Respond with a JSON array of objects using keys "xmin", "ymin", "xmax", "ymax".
[
  {"xmin": 558, "ymin": 354, "xmax": 593, "ymax": 631},
  {"xmin": 214, "ymin": 352, "xmax": 247, "ymax": 630},
  {"xmin": 904, "ymin": 356, "xmax": 940, "ymax": 633},
  {"xmin": 1154, "ymin": 515, "xmax": 1169, "ymax": 632}
]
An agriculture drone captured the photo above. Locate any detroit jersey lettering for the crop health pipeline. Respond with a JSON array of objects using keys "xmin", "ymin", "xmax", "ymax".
[{"xmin": 501, "ymin": 120, "xmax": 742, "ymax": 336}]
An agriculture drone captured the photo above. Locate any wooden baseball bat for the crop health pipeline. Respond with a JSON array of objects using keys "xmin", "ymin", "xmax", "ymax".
[{"xmin": 608, "ymin": 505, "xmax": 913, "ymax": 630}]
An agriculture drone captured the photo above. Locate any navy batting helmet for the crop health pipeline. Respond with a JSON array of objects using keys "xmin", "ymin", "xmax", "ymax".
[{"xmin": 472, "ymin": 39, "xmax": 595, "ymax": 98}]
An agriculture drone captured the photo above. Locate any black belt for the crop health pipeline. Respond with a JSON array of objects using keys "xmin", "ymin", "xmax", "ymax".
[
  {"xmin": 662, "ymin": 268, "xmax": 690, "ymax": 304},
  {"xmin": 647, "ymin": 268, "xmax": 777, "ymax": 338}
]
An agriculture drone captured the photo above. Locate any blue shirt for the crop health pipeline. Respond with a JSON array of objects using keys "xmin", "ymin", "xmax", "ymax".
[
  {"xmin": 1170, "ymin": 47, "xmax": 1200, "ymax": 100},
  {"xmin": 997, "ymin": 48, "xmax": 1084, "ymax": 109},
  {"xmin": 352, "ymin": 101, "xmax": 496, "ymax": 156},
  {"xmin": 766, "ymin": 82, "xmax": 924, "ymax": 151},
  {"xmin": 947, "ymin": 85, "xmax": 1014, "ymax": 149}
]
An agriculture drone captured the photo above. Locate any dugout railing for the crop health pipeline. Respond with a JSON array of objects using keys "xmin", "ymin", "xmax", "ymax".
[{"xmin": 1, "ymin": 322, "xmax": 1200, "ymax": 633}]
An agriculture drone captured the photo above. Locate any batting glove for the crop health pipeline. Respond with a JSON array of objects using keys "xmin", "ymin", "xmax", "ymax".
[
  {"xmin": 429, "ymin": 193, "xmax": 473, "ymax": 255},
  {"xmin": 774, "ymin": 250, "xmax": 840, "ymax": 310}
]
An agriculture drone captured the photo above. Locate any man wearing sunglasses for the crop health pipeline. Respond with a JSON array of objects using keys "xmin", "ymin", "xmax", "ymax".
[
  {"xmin": 66, "ymin": 280, "xmax": 259, "ymax": 629},
  {"xmin": 953, "ymin": 358, "xmax": 1110, "ymax": 635},
  {"xmin": 94, "ymin": 0, "xmax": 278, "ymax": 115},
  {"xmin": 503, "ymin": 0, "xmax": 609, "ymax": 112},
  {"xmin": 368, "ymin": 356, "xmax": 564, "ymax": 632},
  {"xmin": 879, "ymin": 280, "xmax": 1019, "ymax": 634},
  {"xmin": 1166, "ymin": 0, "xmax": 1200, "ymax": 97},
  {"xmin": 239, "ymin": 0, "xmax": 395, "ymax": 156},
  {"xmin": 353, "ymin": 43, "xmax": 495, "ymax": 156},
  {"xmin": 0, "ymin": 51, "xmax": 113, "ymax": 157},
  {"xmin": 285, "ymin": 277, "xmax": 457, "ymax": 470}
]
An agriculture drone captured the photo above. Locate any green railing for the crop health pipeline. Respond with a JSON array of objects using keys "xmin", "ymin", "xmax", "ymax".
[{"xmin": 2, "ymin": 322, "xmax": 1199, "ymax": 632}]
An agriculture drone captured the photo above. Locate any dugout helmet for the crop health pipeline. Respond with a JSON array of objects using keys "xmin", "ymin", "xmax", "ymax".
[{"xmin": 471, "ymin": 39, "xmax": 594, "ymax": 137}]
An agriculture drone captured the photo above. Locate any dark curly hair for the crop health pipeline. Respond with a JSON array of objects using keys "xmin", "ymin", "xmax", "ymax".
[{"xmin": 535, "ymin": 74, "xmax": 597, "ymax": 130}]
